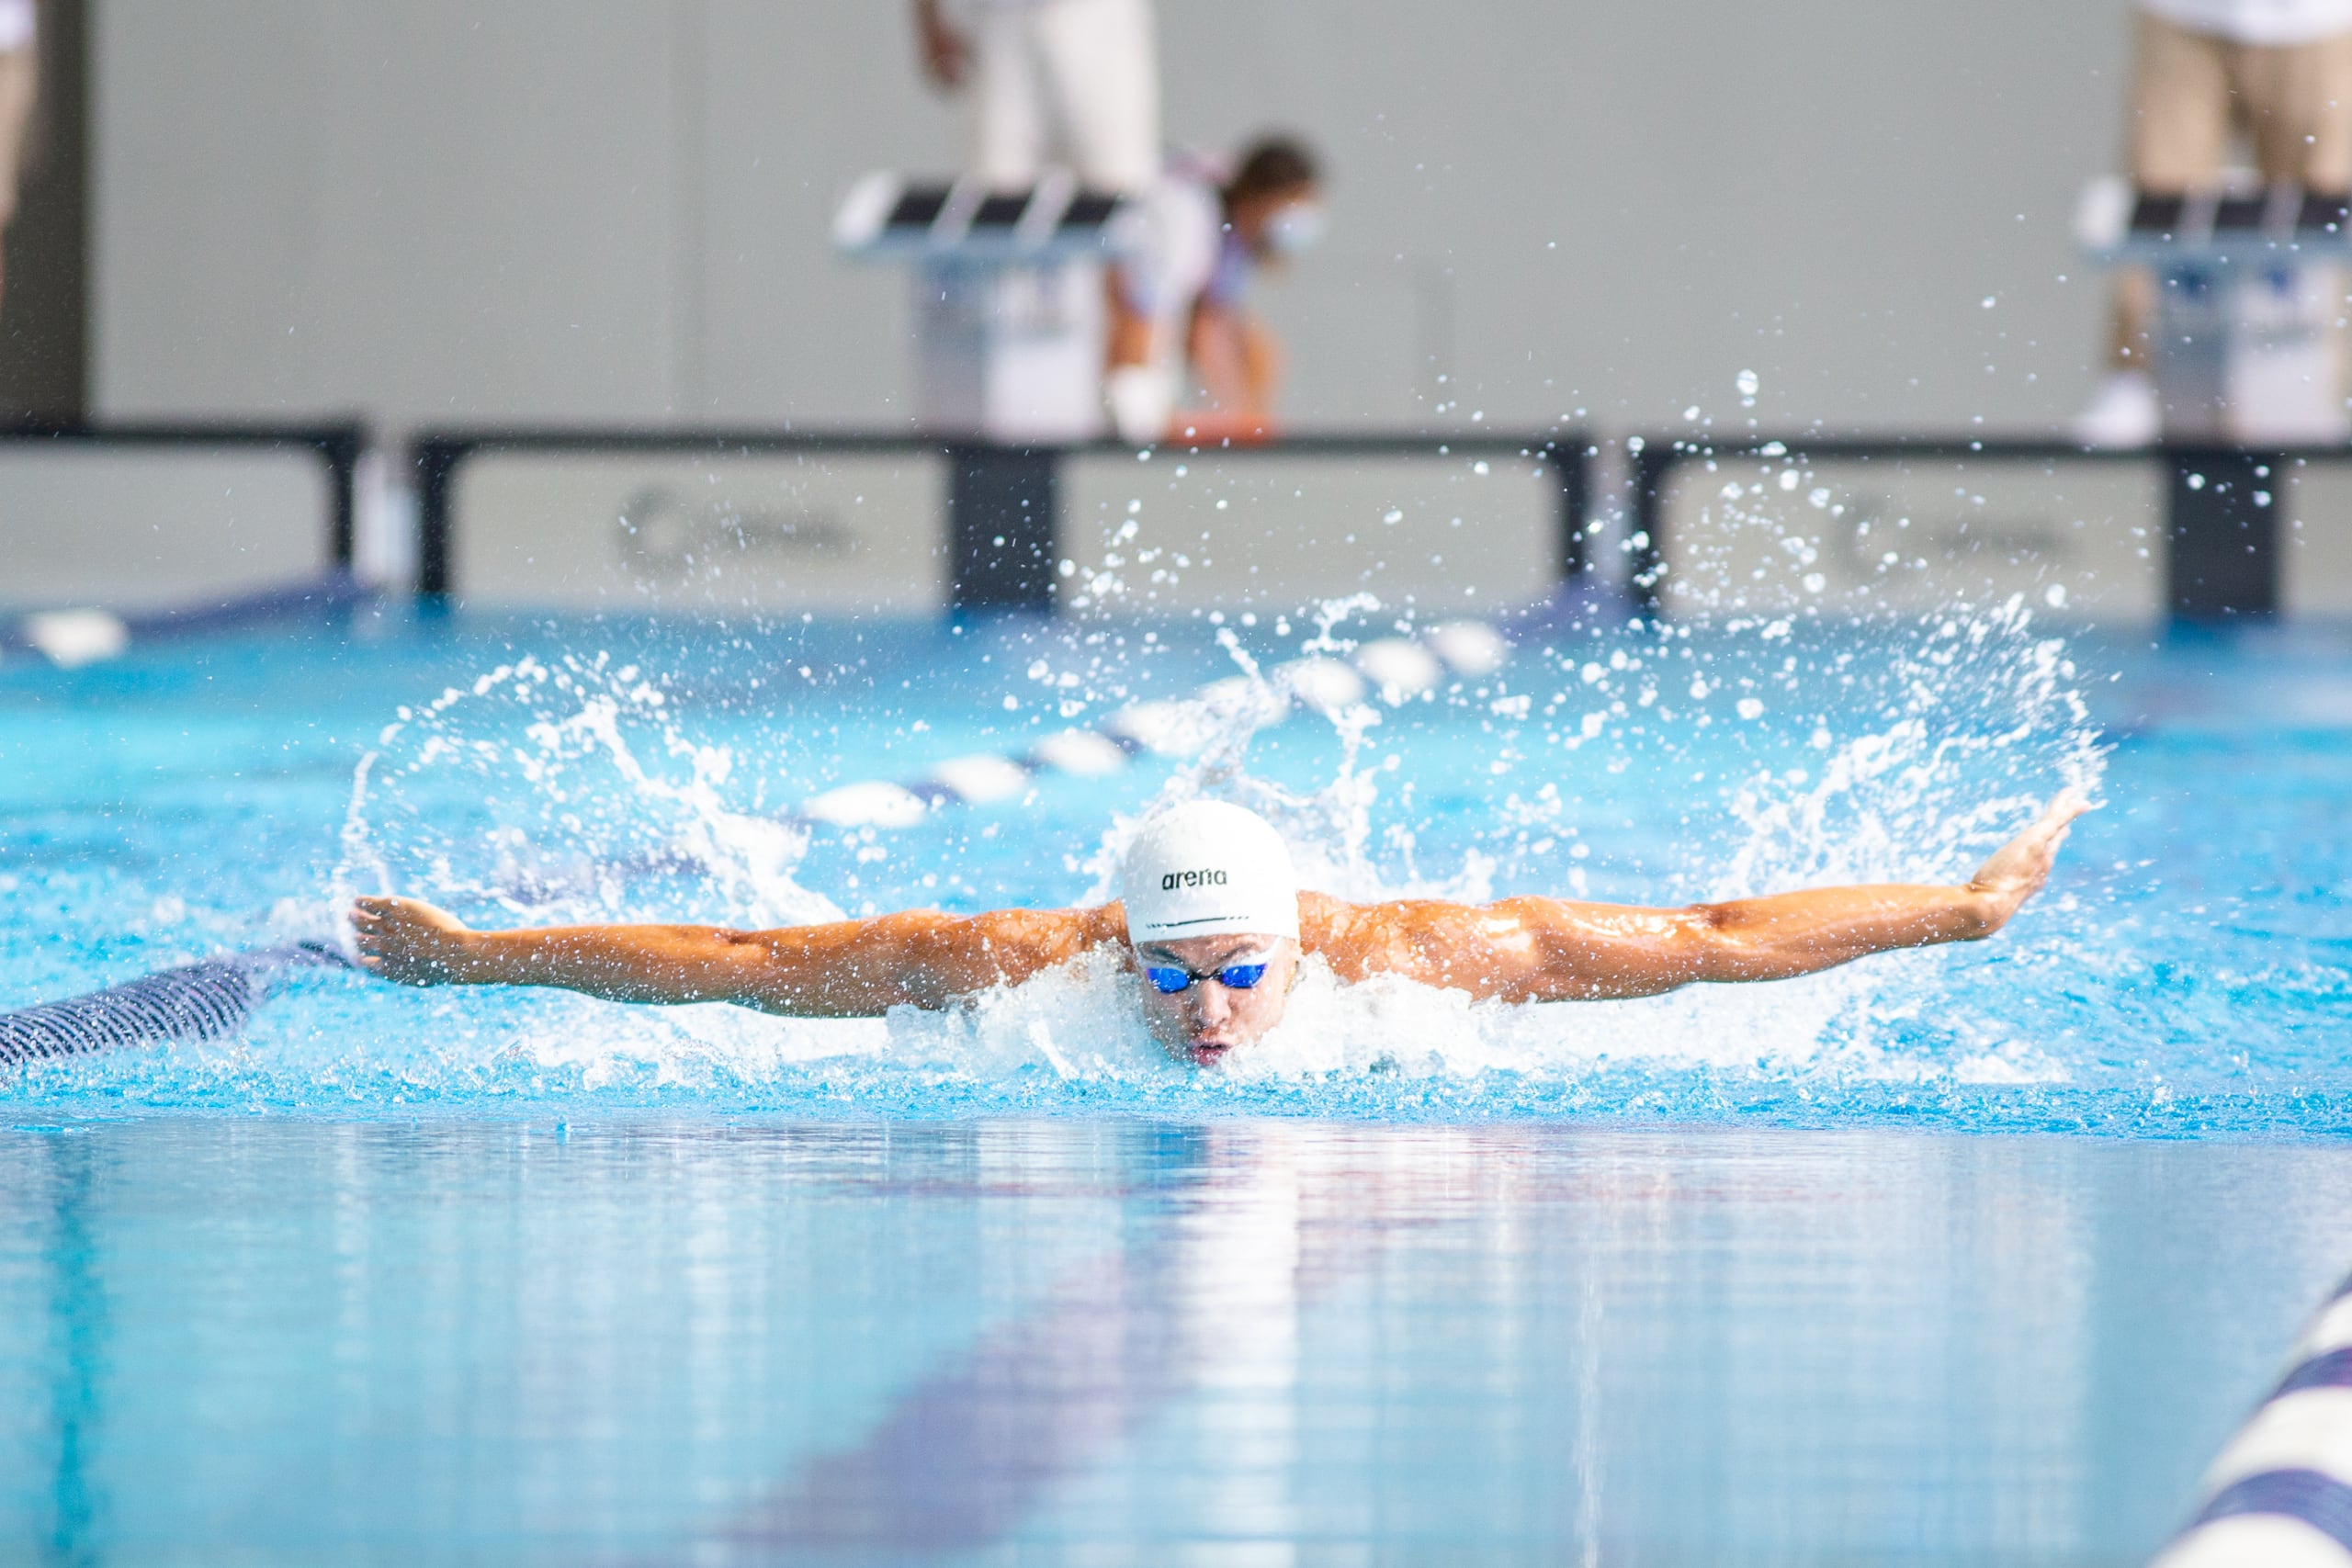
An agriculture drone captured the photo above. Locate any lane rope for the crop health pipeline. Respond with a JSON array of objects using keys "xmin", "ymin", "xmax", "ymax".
[
  {"xmin": 1, "ymin": 573, "xmax": 370, "ymax": 669},
  {"xmin": 1, "ymin": 613, "xmax": 1536, "ymax": 1053},
  {"xmin": 789, "ymin": 618, "xmax": 1512, "ymax": 830},
  {"xmin": 0, "ymin": 944, "xmax": 348, "ymax": 1066},
  {"xmin": 2152, "ymin": 1269, "xmax": 2352, "ymax": 1566}
]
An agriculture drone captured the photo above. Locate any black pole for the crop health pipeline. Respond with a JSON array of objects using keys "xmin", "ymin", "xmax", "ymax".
[
  {"xmin": 314, "ymin": 426, "xmax": 363, "ymax": 570},
  {"xmin": 1544, "ymin": 438, "xmax": 1590, "ymax": 580},
  {"xmin": 413, "ymin": 437, "xmax": 464, "ymax": 598},
  {"xmin": 1629, "ymin": 443, "xmax": 1677, "ymax": 615},
  {"xmin": 947, "ymin": 444, "xmax": 1059, "ymax": 612},
  {"xmin": 2165, "ymin": 448, "xmax": 2280, "ymax": 621}
]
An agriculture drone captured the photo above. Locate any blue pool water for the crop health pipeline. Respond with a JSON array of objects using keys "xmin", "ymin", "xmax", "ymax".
[
  {"xmin": 3, "ymin": 1118, "xmax": 2349, "ymax": 1565},
  {"xmin": 3, "ymin": 602, "xmax": 2351, "ymax": 1561},
  {"xmin": 0, "ymin": 601, "xmax": 2345, "ymax": 1131}
]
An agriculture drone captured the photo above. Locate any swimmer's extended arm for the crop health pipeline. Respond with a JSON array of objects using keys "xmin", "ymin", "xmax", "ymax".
[
  {"xmin": 350, "ymin": 897, "xmax": 1126, "ymax": 1016},
  {"xmin": 1314, "ymin": 791, "xmax": 2093, "ymax": 1003}
]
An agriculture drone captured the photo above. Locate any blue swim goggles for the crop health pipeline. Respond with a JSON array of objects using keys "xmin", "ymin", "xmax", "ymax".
[{"xmin": 1144, "ymin": 961, "xmax": 1271, "ymax": 995}]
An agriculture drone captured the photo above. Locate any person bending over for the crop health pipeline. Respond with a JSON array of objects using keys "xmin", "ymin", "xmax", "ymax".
[
  {"xmin": 1105, "ymin": 138, "xmax": 1325, "ymax": 446},
  {"xmin": 353, "ymin": 795, "xmax": 2091, "ymax": 1069}
]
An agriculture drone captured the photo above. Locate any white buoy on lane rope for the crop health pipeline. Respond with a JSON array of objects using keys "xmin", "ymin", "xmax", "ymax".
[
  {"xmin": 799, "ymin": 781, "xmax": 932, "ymax": 829},
  {"xmin": 788, "ymin": 617, "xmax": 1511, "ymax": 830},
  {"xmin": 1028, "ymin": 729, "xmax": 1130, "ymax": 776},
  {"xmin": 23, "ymin": 609, "xmax": 131, "ymax": 668},
  {"xmin": 1425, "ymin": 619, "xmax": 1511, "ymax": 677},
  {"xmin": 923, "ymin": 754, "xmax": 1032, "ymax": 806},
  {"xmin": 1352, "ymin": 638, "xmax": 1444, "ymax": 701}
]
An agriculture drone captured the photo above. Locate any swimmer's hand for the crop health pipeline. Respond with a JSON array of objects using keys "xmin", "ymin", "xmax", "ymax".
[
  {"xmin": 1962, "ymin": 788, "xmax": 2097, "ymax": 932},
  {"xmin": 350, "ymin": 896, "xmax": 480, "ymax": 986}
]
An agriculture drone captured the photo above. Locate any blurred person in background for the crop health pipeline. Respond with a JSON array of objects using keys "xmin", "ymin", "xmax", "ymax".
[
  {"xmin": 1107, "ymin": 137, "xmax": 1326, "ymax": 445},
  {"xmin": 913, "ymin": 0, "xmax": 1159, "ymax": 195},
  {"xmin": 0, "ymin": 0, "xmax": 33, "ymax": 316},
  {"xmin": 2079, "ymin": 0, "xmax": 2352, "ymax": 446}
]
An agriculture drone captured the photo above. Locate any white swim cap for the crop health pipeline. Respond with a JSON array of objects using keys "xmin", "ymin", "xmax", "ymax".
[{"xmin": 1119, "ymin": 801, "xmax": 1300, "ymax": 944}]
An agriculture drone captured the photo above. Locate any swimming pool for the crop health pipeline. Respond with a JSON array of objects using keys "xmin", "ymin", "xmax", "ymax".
[
  {"xmin": 4, "ymin": 1117, "xmax": 2346, "ymax": 1565},
  {"xmin": 0, "ymin": 599, "xmax": 2341, "ymax": 1130},
  {"xmin": 3, "ymin": 600, "xmax": 2350, "ymax": 1560}
]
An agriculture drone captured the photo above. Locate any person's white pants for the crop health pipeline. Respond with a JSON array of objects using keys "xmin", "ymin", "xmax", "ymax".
[{"xmin": 960, "ymin": 0, "xmax": 1159, "ymax": 193}]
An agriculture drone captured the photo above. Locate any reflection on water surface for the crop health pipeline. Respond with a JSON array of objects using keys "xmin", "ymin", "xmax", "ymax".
[{"xmin": 1, "ymin": 1118, "xmax": 2346, "ymax": 1564}]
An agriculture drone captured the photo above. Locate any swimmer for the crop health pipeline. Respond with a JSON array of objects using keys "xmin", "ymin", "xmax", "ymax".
[{"xmin": 352, "ymin": 792, "xmax": 2093, "ymax": 1068}]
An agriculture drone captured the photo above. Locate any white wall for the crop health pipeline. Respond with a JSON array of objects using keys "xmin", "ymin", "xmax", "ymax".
[
  {"xmin": 0, "ymin": 447, "xmax": 329, "ymax": 609},
  {"xmin": 93, "ymin": 0, "xmax": 2135, "ymax": 437}
]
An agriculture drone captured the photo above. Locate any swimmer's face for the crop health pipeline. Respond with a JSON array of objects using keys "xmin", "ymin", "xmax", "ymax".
[{"xmin": 1131, "ymin": 933, "xmax": 1298, "ymax": 1068}]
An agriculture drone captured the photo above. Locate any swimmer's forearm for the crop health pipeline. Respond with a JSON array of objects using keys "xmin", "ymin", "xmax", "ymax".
[
  {"xmin": 440, "ymin": 922, "xmax": 929, "ymax": 1015},
  {"xmin": 1666, "ymin": 883, "xmax": 2003, "ymax": 982},
  {"xmin": 1572, "ymin": 791, "xmax": 2087, "ymax": 994},
  {"xmin": 1401, "ymin": 883, "xmax": 2007, "ymax": 1002},
  {"xmin": 448, "ymin": 907, "xmax": 1111, "ymax": 1016},
  {"xmin": 447, "ymin": 924, "xmax": 788, "ymax": 1005}
]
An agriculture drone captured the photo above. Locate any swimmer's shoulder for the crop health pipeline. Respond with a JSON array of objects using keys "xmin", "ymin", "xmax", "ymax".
[
  {"xmin": 925, "ymin": 903, "xmax": 1125, "ymax": 987},
  {"xmin": 1299, "ymin": 893, "xmax": 1506, "ymax": 969},
  {"xmin": 1074, "ymin": 902, "xmax": 1129, "ymax": 950},
  {"xmin": 958, "ymin": 903, "xmax": 1126, "ymax": 949},
  {"xmin": 1298, "ymin": 891, "xmax": 1376, "ymax": 953}
]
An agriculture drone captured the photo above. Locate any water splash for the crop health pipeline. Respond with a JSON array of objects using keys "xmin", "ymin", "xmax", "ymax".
[
  {"xmin": 64, "ymin": 593, "xmax": 2103, "ymax": 1114},
  {"xmin": 1714, "ymin": 594, "xmax": 2104, "ymax": 897},
  {"xmin": 341, "ymin": 652, "xmax": 841, "ymax": 932}
]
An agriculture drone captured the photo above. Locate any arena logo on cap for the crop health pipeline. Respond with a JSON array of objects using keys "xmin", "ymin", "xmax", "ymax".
[{"xmin": 1162, "ymin": 868, "xmax": 1229, "ymax": 891}]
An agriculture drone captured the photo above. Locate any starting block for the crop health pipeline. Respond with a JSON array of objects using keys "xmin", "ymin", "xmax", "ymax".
[
  {"xmin": 836, "ymin": 173, "xmax": 1133, "ymax": 444},
  {"xmin": 2078, "ymin": 178, "xmax": 2352, "ymax": 443}
]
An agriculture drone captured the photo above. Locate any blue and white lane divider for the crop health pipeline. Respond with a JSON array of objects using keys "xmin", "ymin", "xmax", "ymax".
[
  {"xmin": 0, "ymin": 617, "xmax": 1514, "ymax": 1051},
  {"xmin": 0, "ymin": 944, "xmax": 347, "ymax": 1066},
  {"xmin": 790, "ymin": 619, "xmax": 1512, "ymax": 830},
  {"xmin": 0, "ymin": 572, "xmax": 371, "ymax": 668},
  {"xmin": 2154, "ymin": 1271, "xmax": 2352, "ymax": 1566}
]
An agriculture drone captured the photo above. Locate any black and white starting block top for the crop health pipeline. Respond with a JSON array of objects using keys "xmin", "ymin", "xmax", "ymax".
[
  {"xmin": 834, "ymin": 172, "xmax": 1133, "ymax": 264},
  {"xmin": 2077, "ymin": 176, "xmax": 2352, "ymax": 269}
]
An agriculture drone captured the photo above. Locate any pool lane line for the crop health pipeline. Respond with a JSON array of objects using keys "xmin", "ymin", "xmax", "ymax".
[
  {"xmin": 2151, "ymin": 1269, "xmax": 2352, "ymax": 1566},
  {"xmin": 648, "ymin": 1138, "xmax": 1439, "ymax": 1565},
  {"xmin": 470, "ymin": 617, "xmax": 1518, "ymax": 906},
  {"xmin": 1, "ymin": 571, "xmax": 372, "ymax": 669},
  {"xmin": 0, "ymin": 944, "xmax": 349, "ymax": 1066},
  {"xmin": 787, "ymin": 617, "xmax": 1512, "ymax": 831},
  {"xmin": 679, "ymin": 1242, "xmax": 1179, "ymax": 1560},
  {"xmin": 0, "ymin": 615, "xmax": 1518, "ymax": 1048},
  {"xmin": 32, "ymin": 1128, "xmax": 106, "ymax": 1560}
]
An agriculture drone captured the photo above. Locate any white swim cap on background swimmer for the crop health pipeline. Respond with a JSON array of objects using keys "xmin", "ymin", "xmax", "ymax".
[{"xmin": 1119, "ymin": 801, "xmax": 1300, "ymax": 944}]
